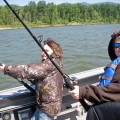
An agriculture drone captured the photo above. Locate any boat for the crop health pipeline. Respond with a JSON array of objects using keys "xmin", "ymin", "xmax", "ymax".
[
  {"xmin": 0, "ymin": 1, "xmax": 106, "ymax": 119},
  {"xmin": 0, "ymin": 66, "xmax": 104, "ymax": 120}
]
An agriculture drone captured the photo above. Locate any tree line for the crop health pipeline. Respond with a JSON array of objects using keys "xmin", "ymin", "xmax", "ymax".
[{"xmin": 0, "ymin": 1, "xmax": 120, "ymax": 27}]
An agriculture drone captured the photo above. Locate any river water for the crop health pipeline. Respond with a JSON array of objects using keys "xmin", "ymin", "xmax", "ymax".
[{"xmin": 0, "ymin": 24, "xmax": 120, "ymax": 90}]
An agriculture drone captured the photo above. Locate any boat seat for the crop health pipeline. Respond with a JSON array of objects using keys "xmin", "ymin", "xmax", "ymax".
[{"xmin": 86, "ymin": 102, "xmax": 120, "ymax": 120}]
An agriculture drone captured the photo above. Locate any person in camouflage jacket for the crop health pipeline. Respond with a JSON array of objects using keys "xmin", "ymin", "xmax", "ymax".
[{"xmin": 0, "ymin": 38, "xmax": 63, "ymax": 120}]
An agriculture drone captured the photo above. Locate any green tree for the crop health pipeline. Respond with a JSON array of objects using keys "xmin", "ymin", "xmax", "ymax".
[
  {"xmin": 27, "ymin": 1, "xmax": 37, "ymax": 22},
  {"xmin": 0, "ymin": 1, "xmax": 120, "ymax": 27},
  {"xmin": 36, "ymin": 0, "xmax": 46, "ymax": 21},
  {"xmin": 45, "ymin": 3, "xmax": 57, "ymax": 24}
]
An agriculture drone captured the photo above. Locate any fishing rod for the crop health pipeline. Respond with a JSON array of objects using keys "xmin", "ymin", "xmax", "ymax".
[{"xmin": 3, "ymin": 0, "xmax": 90, "ymax": 111}]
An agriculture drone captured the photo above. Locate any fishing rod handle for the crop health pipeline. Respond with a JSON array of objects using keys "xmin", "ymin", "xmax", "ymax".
[{"xmin": 64, "ymin": 77, "xmax": 75, "ymax": 90}]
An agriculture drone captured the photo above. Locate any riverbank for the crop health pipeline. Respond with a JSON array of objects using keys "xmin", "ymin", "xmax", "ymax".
[
  {"xmin": 0, "ymin": 22, "xmax": 80, "ymax": 30},
  {"xmin": 0, "ymin": 27, "xmax": 13, "ymax": 30},
  {"xmin": 0, "ymin": 22, "xmax": 119, "ymax": 31}
]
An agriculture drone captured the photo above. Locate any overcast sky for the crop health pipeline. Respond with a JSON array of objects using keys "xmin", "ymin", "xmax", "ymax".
[{"xmin": 1, "ymin": 0, "xmax": 120, "ymax": 6}]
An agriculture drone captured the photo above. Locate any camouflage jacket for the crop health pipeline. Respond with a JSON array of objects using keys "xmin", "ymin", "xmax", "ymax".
[{"xmin": 4, "ymin": 58, "xmax": 63, "ymax": 117}]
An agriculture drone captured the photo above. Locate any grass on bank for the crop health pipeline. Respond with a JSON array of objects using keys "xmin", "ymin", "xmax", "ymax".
[{"xmin": 0, "ymin": 21, "xmax": 119, "ymax": 30}]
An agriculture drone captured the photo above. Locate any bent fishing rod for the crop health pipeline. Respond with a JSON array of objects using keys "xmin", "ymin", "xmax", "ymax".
[{"xmin": 3, "ymin": 0, "xmax": 90, "ymax": 111}]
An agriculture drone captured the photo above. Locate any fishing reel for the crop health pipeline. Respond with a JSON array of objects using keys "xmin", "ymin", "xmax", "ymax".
[{"xmin": 63, "ymin": 74, "xmax": 78, "ymax": 89}]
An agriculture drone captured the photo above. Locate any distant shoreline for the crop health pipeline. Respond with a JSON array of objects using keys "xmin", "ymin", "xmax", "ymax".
[
  {"xmin": 0, "ymin": 22, "xmax": 119, "ymax": 31},
  {"xmin": 0, "ymin": 23, "xmax": 82, "ymax": 30},
  {"xmin": 0, "ymin": 22, "xmax": 102, "ymax": 30},
  {"xmin": 0, "ymin": 27, "xmax": 12, "ymax": 30}
]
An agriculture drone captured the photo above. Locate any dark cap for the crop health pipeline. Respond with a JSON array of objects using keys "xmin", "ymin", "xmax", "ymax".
[
  {"xmin": 108, "ymin": 38, "xmax": 117, "ymax": 61},
  {"xmin": 108, "ymin": 31, "xmax": 120, "ymax": 61}
]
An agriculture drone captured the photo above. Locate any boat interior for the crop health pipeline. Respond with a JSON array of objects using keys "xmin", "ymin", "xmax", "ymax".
[{"xmin": 0, "ymin": 67, "xmax": 104, "ymax": 120}]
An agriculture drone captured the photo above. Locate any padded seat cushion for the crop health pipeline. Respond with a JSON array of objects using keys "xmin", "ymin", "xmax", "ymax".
[{"xmin": 86, "ymin": 102, "xmax": 120, "ymax": 120}]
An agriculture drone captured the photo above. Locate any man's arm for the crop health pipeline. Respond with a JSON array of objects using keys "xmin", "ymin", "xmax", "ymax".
[{"xmin": 70, "ymin": 63, "xmax": 120, "ymax": 103}]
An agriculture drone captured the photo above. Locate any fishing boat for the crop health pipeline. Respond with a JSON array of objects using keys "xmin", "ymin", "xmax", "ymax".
[
  {"xmin": 0, "ymin": 66, "xmax": 104, "ymax": 120},
  {"xmin": 0, "ymin": 1, "xmax": 111, "ymax": 120}
]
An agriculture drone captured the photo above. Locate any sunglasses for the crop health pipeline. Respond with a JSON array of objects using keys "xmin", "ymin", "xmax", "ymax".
[{"xmin": 114, "ymin": 43, "xmax": 120, "ymax": 48}]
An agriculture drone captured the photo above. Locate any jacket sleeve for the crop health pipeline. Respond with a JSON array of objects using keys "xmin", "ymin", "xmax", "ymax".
[
  {"xmin": 4, "ymin": 60, "xmax": 54, "ymax": 81},
  {"xmin": 79, "ymin": 63, "xmax": 120, "ymax": 103}
]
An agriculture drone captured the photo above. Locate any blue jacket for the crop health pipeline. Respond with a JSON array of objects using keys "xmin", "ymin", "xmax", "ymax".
[{"xmin": 99, "ymin": 57, "xmax": 120, "ymax": 86}]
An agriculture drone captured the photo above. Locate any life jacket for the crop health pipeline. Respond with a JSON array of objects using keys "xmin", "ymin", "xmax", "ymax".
[{"xmin": 99, "ymin": 57, "xmax": 120, "ymax": 86}]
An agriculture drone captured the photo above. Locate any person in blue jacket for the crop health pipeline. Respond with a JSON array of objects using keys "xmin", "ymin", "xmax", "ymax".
[
  {"xmin": 69, "ymin": 31, "xmax": 120, "ymax": 107},
  {"xmin": 99, "ymin": 31, "xmax": 120, "ymax": 86}
]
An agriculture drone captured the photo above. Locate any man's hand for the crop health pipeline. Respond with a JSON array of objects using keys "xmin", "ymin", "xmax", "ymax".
[
  {"xmin": 0, "ymin": 63, "xmax": 5, "ymax": 71},
  {"xmin": 69, "ymin": 85, "xmax": 80, "ymax": 100}
]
